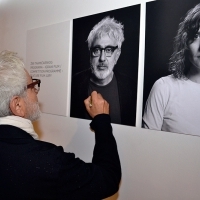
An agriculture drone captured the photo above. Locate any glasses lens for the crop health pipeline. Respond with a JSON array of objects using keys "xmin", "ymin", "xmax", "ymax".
[
  {"xmin": 27, "ymin": 79, "xmax": 40, "ymax": 93},
  {"xmin": 91, "ymin": 46, "xmax": 118, "ymax": 57},
  {"xmin": 92, "ymin": 48, "xmax": 101, "ymax": 57},
  {"xmin": 34, "ymin": 83, "xmax": 39, "ymax": 92},
  {"xmin": 34, "ymin": 80, "xmax": 40, "ymax": 92},
  {"xmin": 105, "ymin": 47, "xmax": 113, "ymax": 56}
]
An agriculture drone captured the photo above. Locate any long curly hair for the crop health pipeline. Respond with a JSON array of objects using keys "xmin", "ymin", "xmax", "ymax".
[{"xmin": 169, "ymin": 3, "xmax": 200, "ymax": 78}]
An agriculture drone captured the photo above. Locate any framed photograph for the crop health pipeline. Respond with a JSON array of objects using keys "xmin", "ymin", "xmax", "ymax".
[
  {"xmin": 70, "ymin": 4, "xmax": 140, "ymax": 126},
  {"xmin": 143, "ymin": 0, "xmax": 200, "ymax": 136}
]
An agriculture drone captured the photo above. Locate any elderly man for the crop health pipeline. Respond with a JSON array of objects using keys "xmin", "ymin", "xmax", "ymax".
[
  {"xmin": 71, "ymin": 16, "xmax": 137, "ymax": 126},
  {"xmin": 0, "ymin": 51, "xmax": 121, "ymax": 199},
  {"xmin": 143, "ymin": 3, "xmax": 200, "ymax": 136}
]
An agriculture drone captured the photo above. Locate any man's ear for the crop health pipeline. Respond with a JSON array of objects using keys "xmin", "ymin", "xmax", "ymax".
[{"xmin": 9, "ymin": 96, "xmax": 25, "ymax": 117}]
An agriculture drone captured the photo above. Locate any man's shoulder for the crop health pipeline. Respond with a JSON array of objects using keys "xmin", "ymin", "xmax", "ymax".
[
  {"xmin": 34, "ymin": 139, "xmax": 61, "ymax": 151},
  {"xmin": 114, "ymin": 70, "xmax": 137, "ymax": 88},
  {"xmin": 33, "ymin": 140, "xmax": 77, "ymax": 164},
  {"xmin": 114, "ymin": 70, "xmax": 133, "ymax": 78},
  {"xmin": 0, "ymin": 125, "xmax": 72, "ymax": 162},
  {"xmin": 71, "ymin": 69, "xmax": 91, "ymax": 95},
  {"xmin": 73, "ymin": 68, "xmax": 91, "ymax": 80}
]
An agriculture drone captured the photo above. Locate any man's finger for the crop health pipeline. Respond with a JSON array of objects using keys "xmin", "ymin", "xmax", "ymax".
[
  {"xmin": 97, "ymin": 93, "xmax": 103, "ymax": 99},
  {"xmin": 84, "ymin": 96, "xmax": 91, "ymax": 108},
  {"xmin": 89, "ymin": 97, "xmax": 92, "ymax": 108},
  {"xmin": 91, "ymin": 91, "xmax": 97, "ymax": 98}
]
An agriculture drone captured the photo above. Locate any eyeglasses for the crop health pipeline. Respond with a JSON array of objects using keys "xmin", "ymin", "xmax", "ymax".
[
  {"xmin": 27, "ymin": 79, "xmax": 41, "ymax": 93},
  {"xmin": 90, "ymin": 46, "xmax": 118, "ymax": 57}
]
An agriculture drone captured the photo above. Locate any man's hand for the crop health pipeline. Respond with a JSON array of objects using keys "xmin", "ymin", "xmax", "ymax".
[{"xmin": 84, "ymin": 91, "xmax": 109, "ymax": 118}]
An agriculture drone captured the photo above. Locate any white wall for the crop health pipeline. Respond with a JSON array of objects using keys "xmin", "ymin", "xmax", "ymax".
[
  {"xmin": 1, "ymin": 0, "xmax": 200, "ymax": 200},
  {"xmin": 0, "ymin": 1, "xmax": 4, "ymax": 49}
]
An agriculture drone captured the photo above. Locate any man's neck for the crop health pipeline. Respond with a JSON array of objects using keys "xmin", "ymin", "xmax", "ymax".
[{"xmin": 90, "ymin": 72, "xmax": 114, "ymax": 86}]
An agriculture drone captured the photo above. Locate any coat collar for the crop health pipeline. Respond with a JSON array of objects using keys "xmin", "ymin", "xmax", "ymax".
[{"xmin": 0, "ymin": 125, "xmax": 34, "ymax": 139}]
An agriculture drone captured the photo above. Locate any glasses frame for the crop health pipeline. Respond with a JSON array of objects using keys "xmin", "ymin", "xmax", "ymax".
[
  {"xmin": 27, "ymin": 79, "xmax": 41, "ymax": 93},
  {"xmin": 90, "ymin": 45, "xmax": 118, "ymax": 57}
]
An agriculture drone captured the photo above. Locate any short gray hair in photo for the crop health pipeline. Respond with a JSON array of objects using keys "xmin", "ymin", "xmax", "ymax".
[{"xmin": 87, "ymin": 16, "xmax": 125, "ymax": 49}]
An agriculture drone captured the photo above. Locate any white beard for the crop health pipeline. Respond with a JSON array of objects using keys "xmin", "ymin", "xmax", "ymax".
[
  {"xmin": 24, "ymin": 97, "xmax": 41, "ymax": 121},
  {"xmin": 92, "ymin": 67, "xmax": 111, "ymax": 80}
]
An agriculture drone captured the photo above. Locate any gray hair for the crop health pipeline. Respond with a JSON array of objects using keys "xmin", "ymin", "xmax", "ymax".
[
  {"xmin": 0, "ymin": 50, "xmax": 27, "ymax": 116},
  {"xmin": 87, "ymin": 16, "xmax": 125, "ymax": 49}
]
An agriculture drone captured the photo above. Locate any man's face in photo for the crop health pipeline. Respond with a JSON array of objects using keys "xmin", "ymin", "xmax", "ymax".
[
  {"xmin": 188, "ymin": 28, "xmax": 200, "ymax": 70},
  {"xmin": 90, "ymin": 34, "xmax": 121, "ymax": 81}
]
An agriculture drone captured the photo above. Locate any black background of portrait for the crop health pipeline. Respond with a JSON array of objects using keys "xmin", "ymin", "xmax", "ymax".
[
  {"xmin": 143, "ymin": 0, "xmax": 200, "ymax": 114},
  {"xmin": 72, "ymin": 4, "xmax": 140, "ymax": 80}
]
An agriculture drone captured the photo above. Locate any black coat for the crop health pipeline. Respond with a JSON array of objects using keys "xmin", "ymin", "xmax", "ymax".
[
  {"xmin": 71, "ymin": 69, "xmax": 137, "ymax": 126},
  {"xmin": 0, "ymin": 114, "xmax": 121, "ymax": 200}
]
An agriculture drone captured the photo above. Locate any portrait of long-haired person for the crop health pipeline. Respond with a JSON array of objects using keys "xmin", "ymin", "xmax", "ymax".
[{"xmin": 143, "ymin": 1, "xmax": 200, "ymax": 136}]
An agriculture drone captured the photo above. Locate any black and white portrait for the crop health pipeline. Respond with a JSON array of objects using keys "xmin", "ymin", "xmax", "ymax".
[
  {"xmin": 70, "ymin": 5, "xmax": 140, "ymax": 126},
  {"xmin": 143, "ymin": 0, "xmax": 200, "ymax": 136}
]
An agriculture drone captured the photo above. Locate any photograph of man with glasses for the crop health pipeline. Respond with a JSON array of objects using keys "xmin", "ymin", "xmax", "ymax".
[{"xmin": 70, "ymin": 5, "xmax": 140, "ymax": 126}]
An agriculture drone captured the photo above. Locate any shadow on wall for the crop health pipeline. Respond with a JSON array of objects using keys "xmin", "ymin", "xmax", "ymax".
[{"xmin": 32, "ymin": 120, "xmax": 43, "ymax": 138}]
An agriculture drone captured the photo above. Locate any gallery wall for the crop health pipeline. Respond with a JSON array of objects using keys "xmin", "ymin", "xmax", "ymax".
[
  {"xmin": 0, "ymin": 9, "xmax": 3, "ymax": 48},
  {"xmin": 1, "ymin": 0, "xmax": 200, "ymax": 199}
]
